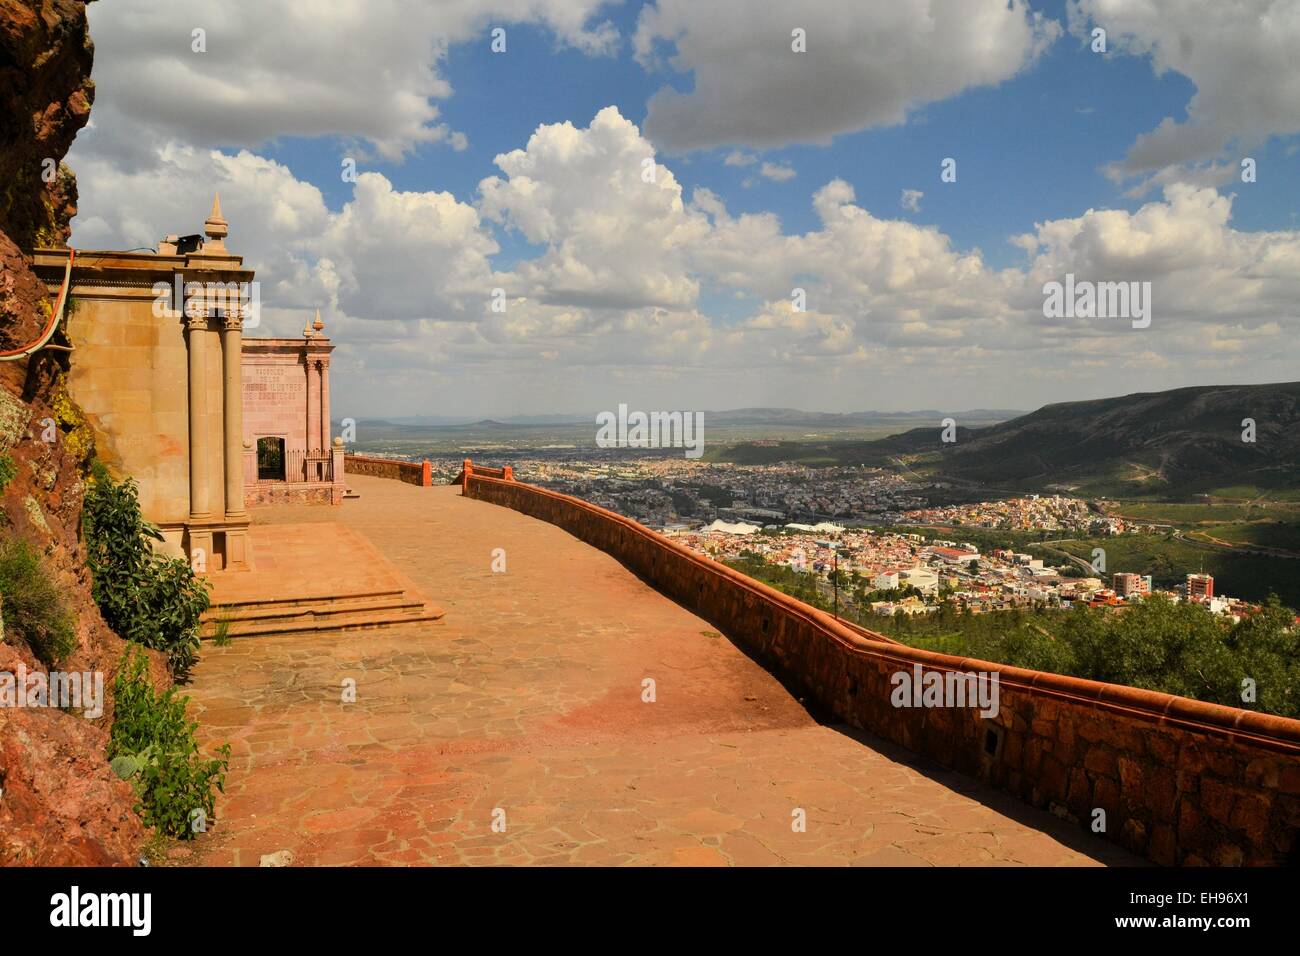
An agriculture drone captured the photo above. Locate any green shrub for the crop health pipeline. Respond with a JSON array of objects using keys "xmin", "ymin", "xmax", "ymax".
[
  {"xmin": 0, "ymin": 453, "xmax": 16, "ymax": 493},
  {"xmin": 0, "ymin": 535, "xmax": 77, "ymax": 664},
  {"xmin": 108, "ymin": 645, "xmax": 230, "ymax": 839},
  {"xmin": 82, "ymin": 463, "xmax": 210, "ymax": 680},
  {"xmin": 871, "ymin": 592, "xmax": 1300, "ymax": 719}
]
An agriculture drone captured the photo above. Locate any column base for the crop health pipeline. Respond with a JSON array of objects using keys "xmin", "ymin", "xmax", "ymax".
[
  {"xmin": 224, "ymin": 525, "xmax": 251, "ymax": 571},
  {"xmin": 185, "ymin": 528, "xmax": 215, "ymax": 575},
  {"xmin": 183, "ymin": 515, "xmax": 252, "ymax": 574}
]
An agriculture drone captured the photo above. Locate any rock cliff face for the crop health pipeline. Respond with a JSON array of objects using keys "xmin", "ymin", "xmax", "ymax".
[
  {"xmin": 0, "ymin": 0, "xmax": 94, "ymax": 249},
  {"xmin": 0, "ymin": 0, "xmax": 155, "ymax": 866}
]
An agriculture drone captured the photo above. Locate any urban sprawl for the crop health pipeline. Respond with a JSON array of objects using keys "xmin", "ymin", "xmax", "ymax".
[{"xmin": 419, "ymin": 456, "xmax": 1258, "ymax": 622}]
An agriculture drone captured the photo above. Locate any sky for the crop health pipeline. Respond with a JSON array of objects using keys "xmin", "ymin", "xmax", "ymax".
[{"xmin": 67, "ymin": 0, "xmax": 1300, "ymax": 419}]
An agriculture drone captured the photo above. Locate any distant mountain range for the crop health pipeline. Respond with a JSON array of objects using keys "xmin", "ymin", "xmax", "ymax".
[
  {"xmin": 341, "ymin": 407, "xmax": 1027, "ymax": 429},
  {"xmin": 721, "ymin": 382, "xmax": 1300, "ymax": 497},
  {"xmin": 695, "ymin": 408, "xmax": 1027, "ymax": 427}
]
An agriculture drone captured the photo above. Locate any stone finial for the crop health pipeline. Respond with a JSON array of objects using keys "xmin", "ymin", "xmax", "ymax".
[
  {"xmin": 313, "ymin": 309, "xmax": 325, "ymax": 333},
  {"xmin": 204, "ymin": 193, "xmax": 229, "ymax": 252},
  {"xmin": 302, "ymin": 322, "xmax": 313, "ymax": 338}
]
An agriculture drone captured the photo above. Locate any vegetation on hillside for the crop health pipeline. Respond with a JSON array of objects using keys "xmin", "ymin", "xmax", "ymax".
[
  {"xmin": 713, "ymin": 382, "xmax": 1300, "ymax": 499},
  {"xmin": 878, "ymin": 597, "xmax": 1299, "ymax": 718},
  {"xmin": 82, "ymin": 462, "xmax": 210, "ymax": 680},
  {"xmin": 0, "ymin": 453, "xmax": 15, "ymax": 493},
  {"xmin": 726, "ymin": 553, "xmax": 1300, "ymax": 719},
  {"xmin": 1049, "ymin": 533, "xmax": 1300, "ymax": 608},
  {"xmin": 0, "ymin": 535, "xmax": 77, "ymax": 664},
  {"xmin": 727, "ymin": 553, "xmax": 827, "ymax": 608},
  {"xmin": 108, "ymin": 645, "xmax": 230, "ymax": 839}
]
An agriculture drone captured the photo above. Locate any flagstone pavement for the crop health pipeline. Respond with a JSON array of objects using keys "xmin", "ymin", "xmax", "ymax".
[{"xmin": 182, "ymin": 475, "xmax": 1139, "ymax": 866}]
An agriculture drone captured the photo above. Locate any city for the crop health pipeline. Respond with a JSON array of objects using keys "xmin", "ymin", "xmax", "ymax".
[{"xmin": 415, "ymin": 453, "xmax": 1267, "ymax": 622}]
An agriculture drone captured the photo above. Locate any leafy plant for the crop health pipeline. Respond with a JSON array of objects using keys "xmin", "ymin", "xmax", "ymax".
[
  {"xmin": 82, "ymin": 462, "xmax": 210, "ymax": 679},
  {"xmin": 0, "ymin": 453, "xmax": 16, "ymax": 493},
  {"xmin": 108, "ymin": 645, "xmax": 230, "ymax": 840},
  {"xmin": 109, "ymin": 748, "xmax": 154, "ymax": 780},
  {"xmin": 0, "ymin": 535, "xmax": 77, "ymax": 664}
]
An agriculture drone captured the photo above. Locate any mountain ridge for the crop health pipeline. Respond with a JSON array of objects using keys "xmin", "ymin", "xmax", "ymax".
[
  {"xmin": 355, "ymin": 407, "xmax": 1028, "ymax": 429},
  {"xmin": 719, "ymin": 382, "xmax": 1300, "ymax": 497}
]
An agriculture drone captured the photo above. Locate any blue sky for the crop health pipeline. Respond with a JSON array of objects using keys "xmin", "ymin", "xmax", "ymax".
[
  {"xmin": 70, "ymin": 0, "xmax": 1300, "ymax": 416},
  {"xmin": 253, "ymin": 0, "xmax": 1292, "ymax": 271}
]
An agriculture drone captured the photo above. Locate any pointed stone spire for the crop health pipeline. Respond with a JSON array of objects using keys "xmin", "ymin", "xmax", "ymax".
[
  {"xmin": 313, "ymin": 309, "xmax": 325, "ymax": 333},
  {"xmin": 204, "ymin": 192, "xmax": 229, "ymax": 253}
]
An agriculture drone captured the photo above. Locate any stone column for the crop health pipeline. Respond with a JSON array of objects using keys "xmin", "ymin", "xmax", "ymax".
[
  {"xmin": 186, "ymin": 309, "xmax": 211, "ymax": 519},
  {"xmin": 318, "ymin": 358, "xmax": 331, "ymax": 453},
  {"xmin": 305, "ymin": 352, "xmax": 320, "ymax": 475},
  {"xmin": 221, "ymin": 310, "xmax": 246, "ymax": 518}
]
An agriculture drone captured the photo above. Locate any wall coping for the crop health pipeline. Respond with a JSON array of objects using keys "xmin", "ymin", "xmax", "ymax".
[
  {"xmin": 345, "ymin": 453, "xmax": 420, "ymax": 465},
  {"xmin": 466, "ymin": 472, "xmax": 1300, "ymax": 754}
]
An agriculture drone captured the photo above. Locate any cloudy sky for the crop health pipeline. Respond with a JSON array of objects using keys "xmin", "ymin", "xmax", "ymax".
[{"xmin": 68, "ymin": 0, "xmax": 1300, "ymax": 418}]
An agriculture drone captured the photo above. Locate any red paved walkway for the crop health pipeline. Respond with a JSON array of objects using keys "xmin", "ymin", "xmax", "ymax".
[{"xmin": 183, "ymin": 476, "xmax": 1137, "ymax": 866}]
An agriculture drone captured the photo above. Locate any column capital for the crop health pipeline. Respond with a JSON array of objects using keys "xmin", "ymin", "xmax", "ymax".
[
  {"xmin": 185, "ymin": 310, "xmax": 210, "ymax": 332},
  {"xmin": 221, "ymin": 310, "xmax": 244, "ymax": 332}
]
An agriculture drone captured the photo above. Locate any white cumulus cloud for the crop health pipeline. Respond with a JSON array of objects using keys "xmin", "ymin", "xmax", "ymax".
[
  {"xmin": 634, "ymin": 0, "xmax": 1061, "ymax": 152},
  {"xmin": 1070, "ymin": 0, "xmax": 1300, "ymax": 187},
  {"xmin": 83, "ymin": 0, "xmax": 620, "ymax": 164},
  {"xmin": 67, "ymin": 107, "xmax": 1300, "ymax": 415}
]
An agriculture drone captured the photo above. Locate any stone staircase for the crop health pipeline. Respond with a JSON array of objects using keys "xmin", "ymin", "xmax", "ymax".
[
  {"xmin": 201, "ymin": 586, "xmax": 442, "ymax": 640},
  {"xmin": 199, "ymin": 520, "xmax": 444, "ymax": 641}
]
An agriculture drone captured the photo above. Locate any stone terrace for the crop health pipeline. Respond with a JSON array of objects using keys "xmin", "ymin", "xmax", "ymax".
[{"xmin": 183, "ymin": 475, "xmax": 1138, "ymax": 866}]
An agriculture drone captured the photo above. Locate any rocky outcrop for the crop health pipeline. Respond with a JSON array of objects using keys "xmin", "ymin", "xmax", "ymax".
[
  {"xmin": 0, "ymin": 0, "xmax": 157, "ymax": 866},
  {"xmin": 0, "ymin": 0, "xmax": 95, "ymax": 250},
  {"xmin": 0, "ymin": 645, "xmax": 144, "ymax": 865}
]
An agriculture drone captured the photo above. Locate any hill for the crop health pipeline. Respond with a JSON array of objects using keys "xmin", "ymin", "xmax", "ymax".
[{"xmin": 718, "ymin": 382, "xmax": 1300, "ymax": 498}]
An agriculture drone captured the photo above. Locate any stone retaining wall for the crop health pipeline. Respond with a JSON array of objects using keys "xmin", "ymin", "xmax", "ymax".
[
  {"xmin": 464, "ymin": 469, "xmax": 1300, "ymax": 866},
  {"xmin": 344, "ymin": 454, "xmax": 431, "ymax": 487}
]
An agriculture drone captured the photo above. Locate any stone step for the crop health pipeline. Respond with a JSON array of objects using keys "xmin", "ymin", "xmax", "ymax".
[
  {"xmin": 200, "ymin": 596, "xmax": 427, "ymax": 632},
  {"xmin": 201, "ymin": 601, "xmax": 442, "ymax": 639},
  {"xmin": 202, "ymin": 587, "xmax": 406, "ymax": 617}
]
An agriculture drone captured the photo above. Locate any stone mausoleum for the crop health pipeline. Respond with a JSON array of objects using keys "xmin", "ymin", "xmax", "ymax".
[
  {"xmin": 31, "ymin": 197, "xmax": 344, "ymax": 572},
  {"xmin": 242, "ymin": 313, "xmax": 346, "ymax": 507}
]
